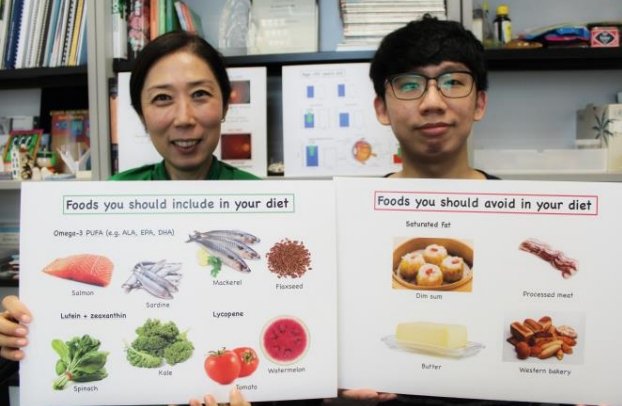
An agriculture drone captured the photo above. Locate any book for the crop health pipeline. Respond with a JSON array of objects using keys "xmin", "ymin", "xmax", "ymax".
[
  {"xmin": 75, "ymin": 0, "xmax": 87, "ymax": 65},
  {"xmin": 13, "ymin": 0, "xmax": 32, "ymax": 68},
  {"xmin": 3, "ymin": 0, "xmax": 22, "ymax": 69},
  {"xmin": 42, "ymin": 0, "xmax": 61, "ymax": 66},
  {"xmin": 127, "ymin": 0, "xmax": 150, "ymax": 60},
  {"xmin": 35, "ymin": 0, "xmax": 53, "ymax": 67},
  {"xmin": 50, "ymin": 109, "xmax": 89, "ymax": 173},
  {"xmin": 50, "ymin": 0, "xmax": 71, "ymax": 67},
  {"xmin": 60, "ymin": 0, "xmax": 78, "ymax": 66},
  {"xmin": 67, "ymin": 0, "xmax": 84, "ymax": 65},
  {"xmin": 27, "ymin": 0, "xmax": 50, "ymax": 67},
  {"xmin": 149, "ymin": 0, "xmax": 158, "ymax": 39},
  {"xmin": 164, "ymin": 0, "xmax": 178, "ymax": 32},
  {"xmin": 0, "ymin": 0, "xmax": 14, "ymax": 69},
  {"xmin": 174, "ymin": 0, "xmax": 203, "ymax": 36},
  {"xmin": 157, "ymin": 0, "xmax": 165, "ymax": 36},
  {"xmin": 111, "ymin": 0, "xmax": 127, "ymax": 59}
]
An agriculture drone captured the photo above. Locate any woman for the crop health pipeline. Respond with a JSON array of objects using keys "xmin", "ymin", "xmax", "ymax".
[
  {"xmin": 0, "ymin": 31, "xmax": 256, "ymax": 405},
  {"xmin": 113, "ymin": 30, "xmax": 258, "ymax": 181}
]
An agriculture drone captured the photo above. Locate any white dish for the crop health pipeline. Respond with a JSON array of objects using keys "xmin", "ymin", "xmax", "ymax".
[{"xmin": 382, "ymin": 335, "xmax": 484, "ymax": 358}]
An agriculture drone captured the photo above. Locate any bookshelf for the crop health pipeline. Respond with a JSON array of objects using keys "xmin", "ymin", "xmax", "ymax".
[{"xmin": 0, "ymin": 0, "xmax": 621, "ymax": 261}]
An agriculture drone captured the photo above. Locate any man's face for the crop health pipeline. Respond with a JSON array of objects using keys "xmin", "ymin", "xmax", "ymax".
[{"xmin": 374, "ymin": 62, "xmax": 487, "ymax": 165}]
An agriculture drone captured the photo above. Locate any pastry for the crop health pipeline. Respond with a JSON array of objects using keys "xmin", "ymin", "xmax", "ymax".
[
  {"xmin": 416, "ymin": 264, "xmax": 443, "ymax": 286},
  {"xmin": 440, "ymin": 255, "xmax": 464, "ymax": 283},
  {"xmin": 423, "ymin": 244, "xmax": 448, "ymax": 265},
  {"xmin": 399, "ymin": 252, "xmax": 425, "ymax": 280}
]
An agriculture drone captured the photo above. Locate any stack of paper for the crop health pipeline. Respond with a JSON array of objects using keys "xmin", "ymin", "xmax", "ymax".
[{"xmin": 337, "ymin": 0, "xmax": 446, "ymax": 51}]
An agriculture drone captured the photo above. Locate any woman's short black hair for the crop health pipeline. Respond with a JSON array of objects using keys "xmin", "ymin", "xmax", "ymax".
[
  {"xmin": 129, "ymin": 31, "xmax": 231, "ymax": 118},
  {"xmin": 370, "ymin": 15, "xmax": 488, "ymax": 99}
]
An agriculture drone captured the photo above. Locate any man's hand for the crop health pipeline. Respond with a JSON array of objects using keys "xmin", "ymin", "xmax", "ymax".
[{"xmin": 189, "ymin": 387, "xmax": 250, "ymax": 406}]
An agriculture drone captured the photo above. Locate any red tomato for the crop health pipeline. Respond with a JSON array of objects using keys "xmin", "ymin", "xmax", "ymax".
[
  {"xmin": 233, "ymin": 347, "xmax": 259, "ymax": 377},
  {"xmin": 204, "ymin": 348, "xmax": 241, "ymax": 385}
]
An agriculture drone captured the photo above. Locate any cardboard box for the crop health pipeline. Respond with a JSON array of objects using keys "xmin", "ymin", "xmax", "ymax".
[
  {"xmin": 590, "ymin": 26, "xmax": 619, "ymax": 47},
  {"xmin": 576, "ymin": 104, "xmax": 622, "ymax": 171}
]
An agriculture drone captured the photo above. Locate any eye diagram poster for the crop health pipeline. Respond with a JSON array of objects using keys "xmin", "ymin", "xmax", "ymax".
[
  {"xmin": 282, "ymin": 63, "xmax": 401, "ymax": 177},
  {"xmin": 215, "ymin": 67, "xmax": 268, "ymax": 178},
  {"xmin": 19, "ymin": 180, "xmax": 337, "ymax": 406},
  {"xmin": 116, "ymin": 67, "xmax": 268, "ymax": 177},
  {"xmin": 335, "ymin": 177, "xmax": 622, "ymax": 405}
]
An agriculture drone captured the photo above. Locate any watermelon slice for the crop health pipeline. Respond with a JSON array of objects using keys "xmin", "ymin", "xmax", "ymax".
[
  {"xmin": 261, "ymin": 316, "xmax": 308, "ymax": 364},
  {"xmin": 42, "ymin": 254, "xmax": 114, "ymax": 287}
]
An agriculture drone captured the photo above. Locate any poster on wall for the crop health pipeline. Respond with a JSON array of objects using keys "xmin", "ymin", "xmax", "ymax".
[
  {"xmin": 116, "ymin": 67, "xmax": 267, "ymax": 177},
  {"xmin": 19, "ymin": 180, "xmax": 337, "ymax": 405},
  {"xmin": 335, "ymin": 177, "xmax": 622, "ymax": 405},
  {"xmin": 282, "ymin": 63, "xmax": 400, "ymax": 177}
]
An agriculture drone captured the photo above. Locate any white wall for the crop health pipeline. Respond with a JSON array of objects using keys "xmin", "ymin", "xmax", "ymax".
[{"xmin": 474, "ymin": 70, "xmax": 622, "ymax": 149}]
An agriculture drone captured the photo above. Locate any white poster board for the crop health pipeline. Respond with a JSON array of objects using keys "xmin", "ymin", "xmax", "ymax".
[
  {"xmin": 19, "ymin": 180, "xmax": 337, "ymax": 406},
  {"xmin": 282, "ymin": 63, "xmax": 400, "ymax": 177},
  {"xmin": 116, "ymin": 67, "xmax": 268, "ymax": 177},
  {"xmin": 335, "ymin": 177, "xmax": 621, "ymax": 405}
]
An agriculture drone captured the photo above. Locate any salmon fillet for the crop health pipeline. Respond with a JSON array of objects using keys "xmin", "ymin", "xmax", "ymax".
[{"xmin": 43, "ymin": 254, "xmax": 114, "ymax": 287}]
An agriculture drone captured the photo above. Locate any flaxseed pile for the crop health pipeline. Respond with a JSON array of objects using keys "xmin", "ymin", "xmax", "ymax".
[{"xmin": 266, "ymin": 238, "xmax": 311, "ymax": 278}]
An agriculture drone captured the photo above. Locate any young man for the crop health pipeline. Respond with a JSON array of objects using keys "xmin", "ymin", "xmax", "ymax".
[
  {"xmin": 370, "ymin": 15, "xmax": 498, "ymax": 180},
  {"xmin": 338, "ymin": 17, "xmax": 555, "ymax": 406}
]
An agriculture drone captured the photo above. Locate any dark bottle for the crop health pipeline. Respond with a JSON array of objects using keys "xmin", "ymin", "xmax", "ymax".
[{"xmin": 493, "ymin": 4, "xmax": 512, "ymax": 46}]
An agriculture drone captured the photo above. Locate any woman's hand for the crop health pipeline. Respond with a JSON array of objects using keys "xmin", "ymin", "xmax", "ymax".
[
  {"xmin": 337, "ymin": 388, "xmax": 397, "ymax": 402},
  {"xmin": 189, "ymin": 387, "xmax": 250, "ymax": 406},
  {"xmin": 0, "ymin": 295, "xmax": 32, "ymax": 361}
]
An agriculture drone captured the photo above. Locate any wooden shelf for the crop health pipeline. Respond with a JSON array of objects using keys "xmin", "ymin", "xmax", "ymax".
[
  {"xmin": 114, "ymin": 50, "xmax": 377, "ymax": 74},
  {"xmin": 0, "ymin": 279, "xmax": 18, "ymax": 287},
  {"xmin": 485, "ymin": 47, "xmax": 622, "ymax": 70},
  {"xmin": 0, "ymin": 181, "xmax": 21, "ymax": 190},
  {"xmin": 114, "ymin": 47, "xmax": 622, "ymax": 73},
  {"xmin": 0, "ymin": 66, "xmax": 88, "ymax": 89}
]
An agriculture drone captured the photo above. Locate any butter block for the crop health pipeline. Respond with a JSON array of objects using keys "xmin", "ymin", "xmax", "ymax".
[{"xmin": 395, "ymin": 322, "xmax": 467, "ymax": 349}]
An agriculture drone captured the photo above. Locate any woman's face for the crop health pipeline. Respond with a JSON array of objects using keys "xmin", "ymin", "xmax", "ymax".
[{"xmin": 140, "ymin": 50, "xmax": 225, "ymax": 180}]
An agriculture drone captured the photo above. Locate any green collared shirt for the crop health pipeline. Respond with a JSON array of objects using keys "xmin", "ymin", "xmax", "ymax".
[{"xmin": 109, "ymin": 157, "xmax": 260, "ymax": 181}]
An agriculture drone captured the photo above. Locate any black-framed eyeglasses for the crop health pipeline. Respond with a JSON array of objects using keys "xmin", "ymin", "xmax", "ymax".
[{"xmin": 386, "ymin": 71, "xmax": 475, "ymax": 100}]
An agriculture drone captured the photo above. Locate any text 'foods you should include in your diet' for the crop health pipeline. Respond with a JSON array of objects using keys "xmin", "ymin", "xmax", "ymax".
[
  {"xmin": 393, "ymin": 238, "xmax": 473, "ymax": 291},
  {"xmin": 188, "ymin": 229, "xmax": 260, "ymax": 276}
]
